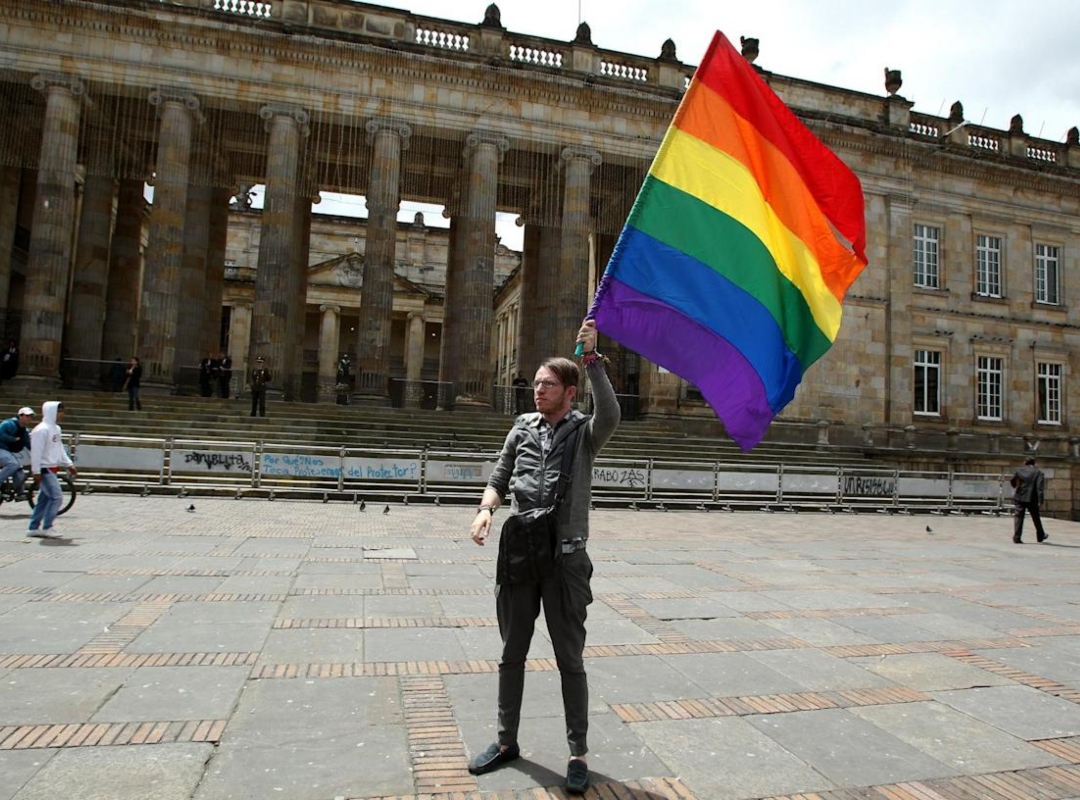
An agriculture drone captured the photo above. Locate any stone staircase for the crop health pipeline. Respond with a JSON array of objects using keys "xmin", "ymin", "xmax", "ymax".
[{"xmin": 15, "ymin": 389, "xmax": 868, "ymax": 468}]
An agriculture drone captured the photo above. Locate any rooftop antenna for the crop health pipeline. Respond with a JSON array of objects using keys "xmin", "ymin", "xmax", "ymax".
[{"xmin": 578, "ymin": 0, "xmax": 582, "ymax": 25}]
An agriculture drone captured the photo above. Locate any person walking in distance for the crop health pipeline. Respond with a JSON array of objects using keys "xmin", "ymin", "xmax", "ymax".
[
  {"xmin": 466, "ymin": 319, "xmax": 620, "ymax": 795},
  {"xmin": 1011, "ymin": 456, "xmax": 1047, "ymax": 543},
  {"xmin": 0, "ymin": 406, "xmax": 34, "ymax": 500},
  {"xmin": 249, "ymin": 357, "xmax": 271, "ymax": 417},
  {"xmin": 125, "ymin": 357, "xmax": 142, "ymax": 411},
  {"xmin": 27, "ymin": 401, "xmax": 77, "ymax": 539}
]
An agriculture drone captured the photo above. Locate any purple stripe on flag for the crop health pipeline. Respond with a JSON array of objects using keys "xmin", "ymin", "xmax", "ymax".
[{"xmin": 594, "ymin": 278, "xmax": 775, "ymax": 450}]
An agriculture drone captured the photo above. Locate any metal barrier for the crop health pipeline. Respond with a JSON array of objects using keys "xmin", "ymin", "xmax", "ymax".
[{"xmin": 66, "ymin": 433, "xmax": 1008, "ymax": 512}]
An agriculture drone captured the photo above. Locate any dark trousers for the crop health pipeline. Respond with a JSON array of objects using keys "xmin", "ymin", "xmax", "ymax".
[
  {"xmin": 1014, "ymin": 499, "xmax": 1046, "ymax": 540},
  {"xmin": 250, "ymin": 390, "xmax": 266, "ymax": 417},
  {"xmin": 128, "ymin": 385, "xmax": 141, "ymax": 411},
  {"xmin": 495, "ymin": 549, "xmax": 593, "ymax": 757},
  {"xmin": 219, "ymin": 376, "xmax": 231, "ymax": 398}
]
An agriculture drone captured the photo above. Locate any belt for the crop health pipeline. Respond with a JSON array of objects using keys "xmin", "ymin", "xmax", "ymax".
[
  {"xmin": 561, "ymin": 538, "xmax": 586, "ymax": 555},
  {"xmin": 42, "ymin": 467, "xmax": 59, "ymax": 474}
]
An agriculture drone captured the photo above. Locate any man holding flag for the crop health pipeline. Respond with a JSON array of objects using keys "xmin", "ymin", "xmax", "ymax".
[{"xmin": 467, "ymin": 319, "xmax": 619, "ymax": 795}]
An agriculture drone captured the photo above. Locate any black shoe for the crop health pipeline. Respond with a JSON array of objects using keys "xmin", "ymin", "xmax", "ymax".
[
  {"xmin": 467, "ymin": 742, "xmax": 520, "ymax": 775},
  {"xmin": 1038, "ymin": 534, "xmax": 1048, "ymax": 543},
  {"xmin": 1013, "ymin": 537, "xmax": 1023, "ymax": 544},
  {"xmin": 566, "ymin": 758, "xmax": 589, "ymax": 794}
]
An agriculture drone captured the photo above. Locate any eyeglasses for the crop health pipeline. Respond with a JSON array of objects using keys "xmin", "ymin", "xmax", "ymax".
[{"xmin": 532, "ymin": 379, "xmax": 562, "ymax": 390}]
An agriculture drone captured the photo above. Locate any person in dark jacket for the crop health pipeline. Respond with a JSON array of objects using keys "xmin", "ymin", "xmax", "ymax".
[
  {"xmin": 125, "ymin": 357, "xmax": 143, "ymax": 411},
  {"xmin": 0, "ymin": 406, "xmax": 33, "ymax": 498},
  {"xmin": 198, "ymin": 353, "xmax": 219, "ymax": 397},
  {"xmin": 1011, "ymin": 456, "xmax": 1047, "ymax": 543},
  {"xmin": 249, "ymin": 357, "xmax": 271, "ymax": 417},
  {"xmin": 466, "ymin": 319, "xmax": 619, "ymax": 795},
  {"xmin": 218, "ymin": 353, "xmax": 233, "ymax": 398},
  {"xmin": 0, "ymin": 340, "xmax": 18, "ymax": 382}
]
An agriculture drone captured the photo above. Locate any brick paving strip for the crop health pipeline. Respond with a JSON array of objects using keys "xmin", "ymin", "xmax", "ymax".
[
  {"xmin": 354, "ymin": 775, "xmax": 699, "ymax": 800},
  {"xmin": 0, "ymin": 719, "xmax": 226, "ymax": 750},
  {"xmin": 945, "ymin": 650, "xmax": 1080, "ymax": 704},
  {"xmin": 763, "ymin": 762, "xmax": 1080, "ymax": 799},
  {"xmin": 399, "ymin": 674, "xmax": 476, "ymax": 795}
]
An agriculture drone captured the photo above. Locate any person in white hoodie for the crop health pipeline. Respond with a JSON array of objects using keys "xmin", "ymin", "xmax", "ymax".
[{"xmin": 27, "ymin": 400, "xmax": 77, "ymax": 538}]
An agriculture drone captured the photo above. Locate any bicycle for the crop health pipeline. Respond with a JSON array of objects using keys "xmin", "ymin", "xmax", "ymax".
[{"xmin": 0, "ymin": 467, "xmax": 77, "ymax": 516}]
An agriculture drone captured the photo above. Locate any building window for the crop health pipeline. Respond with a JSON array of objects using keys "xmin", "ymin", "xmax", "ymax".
[
  {"xmin": 1037, "ymin": 362, "xmax": 1063, "ymax": 425},
  {"xmin": 913, "ymin": 348, "xmax": 941, "ymax": 415},
  {"xmin": 1035, "ymin": 243, "xmax": 1061, "ymax": 305},
  {"xmin": 913, "ymin": 224, "xmax": 940, "ymax": 288},
  {"xmin": 975, "ymin": 234, "xmax": 1002, "ymax": 297},
  {"xmin": 976, "ymin": 356, "xmax": 1003, "ymax": 421}
]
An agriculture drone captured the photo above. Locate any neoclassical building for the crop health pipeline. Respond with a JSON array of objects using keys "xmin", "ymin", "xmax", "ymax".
[{"xmin": 2, "ymin": 0, "xmax": 1079, "ymax": 447}]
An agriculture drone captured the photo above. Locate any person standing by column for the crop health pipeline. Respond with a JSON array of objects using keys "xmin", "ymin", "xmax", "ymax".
[
  {"xmin": 249, "ymin": 356, "xmax": 271, "ymax": 417},
  {"xmin": 1011, "ymin": 456, "xmax": 1047, "ymax": 543},
  {"xmin": 466, "ymin": 319, "xmax": 619, "ymax": 795},
  {"xmin": 125, "ymin": 357, "xmax": 142, "ymax": 411},
  {"xmin": 27, "ymin": 401, "xmax": 77, "ymax": 539},
  {"xmin": 198, "ymin": 353, "xmax": 217, "ymax": 397},
  {"xmin": 218, "ymin": 353, "xmax": 233, "ymax": 399}
]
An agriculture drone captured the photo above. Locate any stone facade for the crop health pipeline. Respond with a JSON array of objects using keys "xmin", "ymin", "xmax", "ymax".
[{"xmin": 0, "ymin": 0, "xmax": 1078, "ymax": 458}]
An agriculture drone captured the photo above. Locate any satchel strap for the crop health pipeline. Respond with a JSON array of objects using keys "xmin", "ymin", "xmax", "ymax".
[{"xmin": 550, "ymin": 418, "xmax": 588, "ymax": 510}]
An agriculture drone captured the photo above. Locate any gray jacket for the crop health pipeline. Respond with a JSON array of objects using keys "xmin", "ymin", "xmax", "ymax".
[
  {"xmin": 1011, "ymin": 464, "xmax": 1044, "ymax": 504},
  {"xmin": 487, "ymin": 360, "xmax": 620, "ymax": 542}
]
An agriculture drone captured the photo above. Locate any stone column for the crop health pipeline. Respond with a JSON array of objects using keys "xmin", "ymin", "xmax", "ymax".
[
  {"xmin": 175, "ymin": 144, "xmax": 211, "ymax": 391},
  {"xmin": 202, "ymin": 185, "xmax": 232, "ymax": 356},
  {"xmin": 17, "ymin": 74, "xmax": 84, "ymax": 386},
  {"xmin": 354, "ymin": 119, "xmax": 409, "ymax": 404},
  {"xmin": 138, "ymin": 88, "xmax": 199, "ymax": 392},
  {"xmin": 229, "ymin": 302, "xmax": 252, "ymax": 393},
  {"xmin": 102, "ymin": 178, "xmax": 145, "ymax": 363},
  {"xmin": 317, "ymin": 304, "xmax": 340, "ymax": 403},
  {"xmin": 67, "ymin": 144, "xmax": 117, "ymax": 379},
  {"xmin": 439, "ymin": 132, "xmax": 508, "ymax": 406},
  {"xmin": 289, "ymin": 181, "xmax": 315, "ymax": 400},
  {"xmin": 556, "ymin": 147, "xmax": 601, "ymax": 352},
  {"xmin": 404, "ymin": 310, "xmax": 426, "ymax": 408},
  {"xmin": 249, "ymin": 104, "xmax": 307, "ymax": 398},
  {"xmin": 885, "ymin": 192, "xmax": 914, "ymax": 424},
  {"xmin": 0, "ymin": 166, "xmax": 21, "ymax": 314}
]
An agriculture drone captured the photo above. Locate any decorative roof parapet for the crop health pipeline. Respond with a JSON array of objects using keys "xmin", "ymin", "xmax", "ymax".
[{"xmin": 156, "ymin": 1, "xmax": 1079, "ymax": 172}]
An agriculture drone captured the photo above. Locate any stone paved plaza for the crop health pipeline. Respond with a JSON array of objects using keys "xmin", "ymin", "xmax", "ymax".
[{"xmin": 4, "ymin": 494, "xmax": 1080, "ymax": 799}]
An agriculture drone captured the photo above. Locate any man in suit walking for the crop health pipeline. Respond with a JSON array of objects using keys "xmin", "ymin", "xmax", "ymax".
[{"xmin": 1010, "ymin": 456, "xmax": 1047, "ymax": 544}]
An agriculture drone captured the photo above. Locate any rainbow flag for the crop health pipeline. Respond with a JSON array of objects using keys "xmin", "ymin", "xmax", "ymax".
[{"xmin": 592, "ymin": 31, "xmax": 868, "ymax": 450}]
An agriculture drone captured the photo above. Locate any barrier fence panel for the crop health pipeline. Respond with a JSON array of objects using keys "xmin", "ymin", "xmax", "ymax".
[
  {"xmin": 592, "ymin": 457, "xmax": 650, "ymax": 503},
  {"xmin": 951, "ymin": 471, "xmax": 1007, "ymax": 512},
  {"xmin": 341, "ymin": 450, "xmax": 424, "ymax": 495},
  {"xmin": 837, "ymin": 466, "xmax": 902, "ymax": 511},
  {"xmin": 780, "ymin": 465, "xmax": 842, "ymax": 508},
  {"xmin": 169, "ymin": 439, "xmax": 257, "ymax": 487},
  {"xmin": 716, "ymin": 464, "xmax": 781, "ymax": 507},
  {"xmin": 259, "ymin": 445, "xmax": 350, "ymax": 490},
  {"xmin": 649, "ymin": 459, "xmax": 715, "ymax": 503},
  {"xmin": 70, "ymin": 435, "xmax": 168, "ymax": 484}
]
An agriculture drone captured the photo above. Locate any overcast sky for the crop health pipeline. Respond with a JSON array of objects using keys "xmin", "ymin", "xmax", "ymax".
[{"xmin": 321, "ymin": 0, "xmax": 1080, "ymax": 246}]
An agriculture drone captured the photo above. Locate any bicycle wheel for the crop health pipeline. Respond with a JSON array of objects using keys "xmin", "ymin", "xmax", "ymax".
[{"xmin": 27, "ymin": 474, "xmax": 77, "ymax": 516}]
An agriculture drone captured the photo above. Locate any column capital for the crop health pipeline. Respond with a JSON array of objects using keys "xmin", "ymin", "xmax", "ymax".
[
  {"xmin": 407, "ymin": 310, "xmax": 426, "ymax": 321},
  {"xmin": 560, "ymin": 147, "xmax": 603, "ymax": 171},
  {"xmin": 149, "ymin": 87, "xmax": 204, "ymax": 125},
  {"xmin": 464, "ymin": 131, "xmax": 510, "ymax": 162},
  {"xmin": 258, "ymin": 103, "xmax": 310, "ymax": 137},
  {"xmin": 365, "ymin": 118, "xmax": 412, "ymax": 150},
  {"xmin": 31, "ymin": 72, "xmax": 86, "ymax": 97},
  {"xmin": 319, "ymin": 304, "xmax": 341, "ymax": 314}
]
